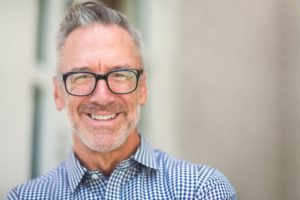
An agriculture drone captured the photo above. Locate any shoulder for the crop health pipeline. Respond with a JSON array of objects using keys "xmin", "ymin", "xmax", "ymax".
[
  {"xmin": 5, "ymin": 162, "xmax": 67, "ymax": 200},
  {"xmin": 154, "ymin": 150, "xmax": 237, "ymax": 199},
  {"xmin": 195, "ymin": 169, "xmax": 238, "ymax": 199},
  {"xmin": 154, "ymin": 149, "xmax": 214, "ymax": 181}
]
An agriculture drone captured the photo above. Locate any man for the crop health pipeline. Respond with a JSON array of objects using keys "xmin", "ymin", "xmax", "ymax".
[{"xmin": 6, "ymin": 1, "xmax": 237, "ymax": 199}]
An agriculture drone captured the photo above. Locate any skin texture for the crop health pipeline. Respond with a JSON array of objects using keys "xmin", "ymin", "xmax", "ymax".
[{"xmin": 53, "ymin": 23, "xmax": 147, "ymax": 176}]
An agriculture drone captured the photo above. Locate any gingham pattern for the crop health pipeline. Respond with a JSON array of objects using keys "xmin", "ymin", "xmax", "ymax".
[{"xmin": 6, "ymin": 137, "xmax": 238, "ymax": 199}]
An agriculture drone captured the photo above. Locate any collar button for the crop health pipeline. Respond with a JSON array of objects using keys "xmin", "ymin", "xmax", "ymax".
[{"xmin": 91, "ymin": 174, "xmax": 99, "ymax": 180}]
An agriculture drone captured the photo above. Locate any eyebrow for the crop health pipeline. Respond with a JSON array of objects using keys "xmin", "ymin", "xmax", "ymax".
[
  {"xmin": 68, "ymin": 67, "xmax": 92, "ymax": 72},
  {"xmin": 110, "ymin": 64, "xmax": 135, "ymax": 69},
  {"xmin": 68, "ymin": 64, "xmax": 136, "ymax": 72}
]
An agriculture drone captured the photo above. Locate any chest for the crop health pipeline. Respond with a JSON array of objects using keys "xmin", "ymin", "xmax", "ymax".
[{"xmin": 73, "ymin": 167, "xmax": 175, "ymax": 200}]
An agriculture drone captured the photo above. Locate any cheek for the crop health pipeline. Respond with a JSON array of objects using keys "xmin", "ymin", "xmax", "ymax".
[
  {"xmin": 126, "ymin": 94, "xmax": 140, "ymax": 107},
  {"xmin": 118, "ymin": 96, "xmax": 138, "ymax": 116},
  {"xmin": 65, "ymin": 97, "xmax": 82, "ymax": 116}
]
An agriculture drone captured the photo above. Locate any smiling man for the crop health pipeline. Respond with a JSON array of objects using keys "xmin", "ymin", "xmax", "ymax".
[
  {"xmin": 56, "ymin": 22, "xmax": 146, "ymax": 176},
  {"xmin": 6, "ymin": 1, "xmax": 237, "ymax": 199}
]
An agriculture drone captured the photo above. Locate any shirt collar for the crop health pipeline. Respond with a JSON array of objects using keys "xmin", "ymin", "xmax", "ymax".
[
  {"xmin": 65, "ymin": 151, "xmax": 87, "ymax": 193},
  {"xmin": 131, "ymin": 135, "xmax": 159, "ymax": 170},
  {"xmin": 65, "ymin": 135, "xmax": 159, "ymax": 192}
]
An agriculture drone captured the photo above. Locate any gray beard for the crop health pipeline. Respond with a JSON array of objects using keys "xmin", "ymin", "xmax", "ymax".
[{"xmin": 70, "ymin": 106, "xmax": 141, "ymax": 153}]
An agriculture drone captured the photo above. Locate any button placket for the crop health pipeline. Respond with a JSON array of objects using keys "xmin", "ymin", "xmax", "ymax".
[{"xmin": 105, "ymin": 160, "xmax": 140, "ymax": 199}]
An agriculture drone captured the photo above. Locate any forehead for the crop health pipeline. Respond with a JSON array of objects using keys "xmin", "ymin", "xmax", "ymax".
[{"xmin": 59, "ymin": 23, "xmax": 141, "ymax": 72}]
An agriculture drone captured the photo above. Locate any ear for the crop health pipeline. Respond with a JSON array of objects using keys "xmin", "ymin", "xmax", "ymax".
[
  {"xmin": 53, "ymin": 77, "xmax": 65, "ymax": 110},
  {"xmin": 138, "ymin": 73, "xmax": 147, "ymax": 106}
]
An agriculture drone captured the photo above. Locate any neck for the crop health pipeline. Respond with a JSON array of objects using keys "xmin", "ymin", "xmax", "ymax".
[{"xmin": 73, "ymin": 131, "xmax": 140, "ymax": 176}]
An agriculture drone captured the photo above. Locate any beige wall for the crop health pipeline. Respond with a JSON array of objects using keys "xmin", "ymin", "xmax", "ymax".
[
  {"xmin": 282, "ymin": 0, "xmax": 300, "ymax": 199},
  {"xmin": 177, "ymin": 1, "xmax": 282, "ymax": 199},
  {"xmin": 0, "ymin": 0, "xmax": 36, "ymax": 198},
  {"xmin": 1, "ymin": 1, "xmax": 300, "ymax": 200}
]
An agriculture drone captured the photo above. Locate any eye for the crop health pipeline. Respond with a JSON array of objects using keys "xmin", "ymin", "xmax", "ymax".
[
  {"xmin": 110, "ymin": 71, "xmax": 134, "ymax": 80},
  {"xmin": 75, "ymin": 74, "xmax": 89, "ymax": 80},
  {"xmin": 71, "ymin": 73, "xmax": 93, "ymax": 84},
  {"xmin": 112, "ymin": 72, "xmax": 127, "ymax": 78}
]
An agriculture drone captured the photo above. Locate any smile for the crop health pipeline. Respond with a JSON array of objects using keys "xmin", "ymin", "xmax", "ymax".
[{"xmin": 89, "ymin": 113, "xmax": 118, "ymax": 121}]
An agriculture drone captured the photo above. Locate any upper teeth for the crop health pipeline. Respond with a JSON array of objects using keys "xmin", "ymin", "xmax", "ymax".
[{"xmin": 91, "ymin": 114, "xmax": 116, "ymax": 121}]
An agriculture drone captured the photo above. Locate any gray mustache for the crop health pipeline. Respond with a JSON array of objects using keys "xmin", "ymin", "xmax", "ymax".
[{"xmin": 79, "ymin": 103, "xmax": 125, "ymax": 113}]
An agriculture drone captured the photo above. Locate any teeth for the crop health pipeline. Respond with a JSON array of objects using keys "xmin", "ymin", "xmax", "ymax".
[{"xmin": 91, "ymin": 114, "xmax": 117, "ymax": 121}]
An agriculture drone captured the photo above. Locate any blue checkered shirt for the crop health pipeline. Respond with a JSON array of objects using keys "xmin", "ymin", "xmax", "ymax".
[{"xmin": 6, "ymin": 137, "xmax": 237, "ymax": 199}]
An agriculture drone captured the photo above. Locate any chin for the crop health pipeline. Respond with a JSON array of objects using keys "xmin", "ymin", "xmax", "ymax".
[{"xmin": 73, "ymin": 123, "xmax": 133, "ymax": 153}]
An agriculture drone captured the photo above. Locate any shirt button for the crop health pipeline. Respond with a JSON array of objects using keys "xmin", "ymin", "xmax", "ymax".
[{"xmin": 91, "ymin": 174, "xmax": 99, "ymax": 180}]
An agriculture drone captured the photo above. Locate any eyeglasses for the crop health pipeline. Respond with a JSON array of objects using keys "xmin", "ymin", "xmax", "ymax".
[{"xmin": 62, "ymin": 69, "xmax": 144, "ymax": 96}]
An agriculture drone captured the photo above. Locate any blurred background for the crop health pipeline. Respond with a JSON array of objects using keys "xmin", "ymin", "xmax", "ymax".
[{"xmin": 1, "ymin": 0, "xmax": 300, "ymax": 199}]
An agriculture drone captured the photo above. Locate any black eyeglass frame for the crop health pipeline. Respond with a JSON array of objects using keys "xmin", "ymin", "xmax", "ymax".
[{"xmin": 62, "ymin": 68, "xmax": 144, "ymax": 96}]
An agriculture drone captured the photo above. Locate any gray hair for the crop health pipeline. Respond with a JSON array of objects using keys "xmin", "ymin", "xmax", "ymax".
[{"xmin": 56, "ymin": 0, "xmax": 143, "ymax": 65}]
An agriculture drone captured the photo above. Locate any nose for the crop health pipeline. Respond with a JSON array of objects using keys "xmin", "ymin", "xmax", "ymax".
[{"xmin": 89, "ymin": 79, "xmax": 116, "ymax": 104}]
